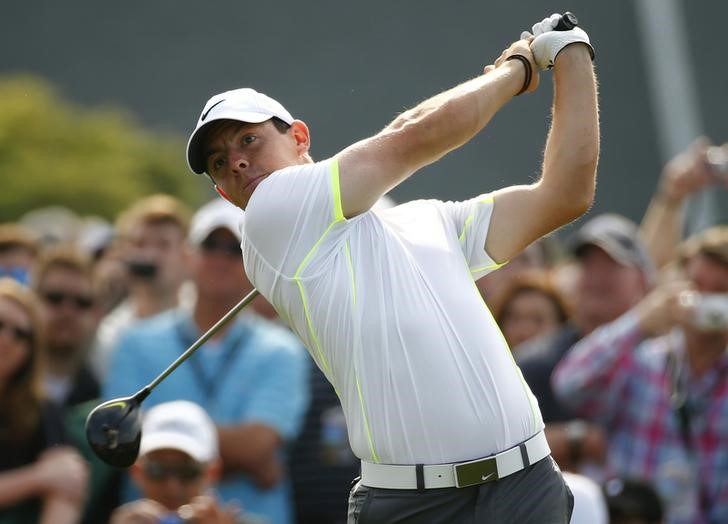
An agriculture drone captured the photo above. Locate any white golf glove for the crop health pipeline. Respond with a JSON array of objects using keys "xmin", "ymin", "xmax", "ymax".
[{"xmin": 522, "ymin": 13, "xmax": 594, "ymax": 70}]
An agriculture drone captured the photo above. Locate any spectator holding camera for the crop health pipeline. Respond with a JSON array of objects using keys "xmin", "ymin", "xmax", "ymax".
[
  {"xmin": 552, "ymin": 225, "xmax": 728, "ymax": 524},
  {"xmin": 89, "ymin": 194, "xmax": 192, "ymax": 381}
]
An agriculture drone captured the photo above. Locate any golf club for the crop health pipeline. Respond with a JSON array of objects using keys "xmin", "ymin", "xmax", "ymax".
[
  {"xmin": 85, "ymin": 288, "xmax": 260, "ymax": 467},
  {"xmin": 555, "ymin": 11, "xmax": 578, "ymax": 30}
]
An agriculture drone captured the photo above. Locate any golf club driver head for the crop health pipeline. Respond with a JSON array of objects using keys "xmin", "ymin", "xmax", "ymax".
[{"xmin": 85, "ymin": 395, "xmax": 144, "ymax": 468}]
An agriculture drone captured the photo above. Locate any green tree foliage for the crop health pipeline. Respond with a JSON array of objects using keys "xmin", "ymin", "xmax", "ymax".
[{"xmin": 0, "ymin": 75, "xmax": 208, "ymax": 222}]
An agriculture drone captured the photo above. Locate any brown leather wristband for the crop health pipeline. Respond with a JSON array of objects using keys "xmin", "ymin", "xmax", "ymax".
[{"xmin": 505, "ymin": 54, "xmax": 532, "ymax": 96}]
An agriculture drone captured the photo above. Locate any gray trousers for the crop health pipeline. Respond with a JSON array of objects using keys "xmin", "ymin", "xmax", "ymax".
[{"xmin": 347, "ymin": 456, "xmax": 573, "ymax": 524}]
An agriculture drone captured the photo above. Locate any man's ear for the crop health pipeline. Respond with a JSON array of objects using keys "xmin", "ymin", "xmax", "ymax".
[{"xmin": 289, "ymin": 120, "xmax": 311, "ymax": 155}]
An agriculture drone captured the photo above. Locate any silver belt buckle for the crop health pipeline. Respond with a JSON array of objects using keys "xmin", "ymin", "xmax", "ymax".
[{"xmin": 453, "ymin": 455, "xmax": 499, "ymax": 488}]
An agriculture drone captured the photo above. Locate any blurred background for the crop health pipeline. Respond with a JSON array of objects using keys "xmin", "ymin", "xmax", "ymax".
[{"xmin": 0, "ymin": 0, "xmax": 726, "ymax": 232}]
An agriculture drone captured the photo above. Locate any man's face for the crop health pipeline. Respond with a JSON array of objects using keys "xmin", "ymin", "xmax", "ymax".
[
  {"xmin": 37, "ymin": 266, "xmax": 97, "ymax": 358},
  {"xmin": 204, "ymin": 120, "xmax": 310, "ymax": 209},
  {"xmin": 573, "ymin": 245, "xmax": 648, "ymax": 333},
  {"xmin": 132, "ymin": 449, "xmax": 211, "ymax": 511},
  {"xmin": 124, "ymin": 220, "xmax": 189, "ymax": 293},
  {"xmin": 686, "ymin": 253, "xmax": 728, "ymax": 295},
  {"xmin": 191, "ymin": 228, "xmax": 249, "ymax": 299},
  {"xmin": 500, "ymin": 289, "xmax": 562, "ymax": 350}
]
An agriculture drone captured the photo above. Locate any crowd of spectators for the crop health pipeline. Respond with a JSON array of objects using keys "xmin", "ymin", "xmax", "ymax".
[{"xmin": 0, "ymin": 138, "xmax": 726, "ymax": 524}]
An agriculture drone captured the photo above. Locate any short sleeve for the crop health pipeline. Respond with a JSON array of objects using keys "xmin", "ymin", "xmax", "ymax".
[
  {"xmin": 440, "ymin": 193, "xmax": 505, "ymax": 280},
  {"xmin": 243, "ymin": 158, "xmax": 343, "ymax": 278}
]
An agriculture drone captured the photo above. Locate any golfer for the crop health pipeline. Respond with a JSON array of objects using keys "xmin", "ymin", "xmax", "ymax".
[{"xmin": 185, "ymin": 13, "xmax": 598, "ymax": 523}]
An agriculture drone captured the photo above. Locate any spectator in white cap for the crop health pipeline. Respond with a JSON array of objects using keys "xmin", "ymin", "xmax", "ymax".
[{"xmin": 110, "ymin": 400, "xmax": 242, "ymax": 523}]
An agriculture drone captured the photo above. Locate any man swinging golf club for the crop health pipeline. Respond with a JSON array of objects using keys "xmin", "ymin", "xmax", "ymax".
[{"xmin": 184, "ymin": 12, "xmax": 598, "ymax": 523}]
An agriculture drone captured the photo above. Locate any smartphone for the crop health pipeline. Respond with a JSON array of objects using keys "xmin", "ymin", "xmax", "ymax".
[{"xmin": 126, "ymin": 259, "xmax": 159, "ymax": 279}]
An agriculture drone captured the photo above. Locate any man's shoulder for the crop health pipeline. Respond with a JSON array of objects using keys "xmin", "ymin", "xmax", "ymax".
[
  {"xmin": 248, "ymin": 159, "xmax": 334, "ymax": 210},
  {"xmin": 243, "ymin": 159, "xmax": 337, "ymax": 256}
]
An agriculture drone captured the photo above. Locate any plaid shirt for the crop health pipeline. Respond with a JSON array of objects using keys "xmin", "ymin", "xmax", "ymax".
[{"xmin": 552, "ymin": 312, "xmax": 728, "ymax": 524}]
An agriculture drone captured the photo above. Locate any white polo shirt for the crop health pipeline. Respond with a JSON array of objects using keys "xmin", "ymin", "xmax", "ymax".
[{"xmin": 243, "ymin": 157, "xmax": 543, "ymax": 465}]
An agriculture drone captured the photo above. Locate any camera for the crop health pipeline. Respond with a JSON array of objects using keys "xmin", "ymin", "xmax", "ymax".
[
  {"xmin": 706, "ymin": 145, "xmax": 728, "ymax": 177},
  {"xmin": 126, "ymin": 259, "xmax": 159, "ymax": 279},
  {"xmin": 692, "ymin": 293, "xmax": 728, "ymax": 332}
]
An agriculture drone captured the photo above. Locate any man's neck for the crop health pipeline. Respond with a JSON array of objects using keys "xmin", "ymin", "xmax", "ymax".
[
  {"xmin": 132, "ymin": 286, "xmax": 178, "ymax": 318},
  {"xmin": 192, "ymin": 296, "xmax": 243, "ymax": 337}
]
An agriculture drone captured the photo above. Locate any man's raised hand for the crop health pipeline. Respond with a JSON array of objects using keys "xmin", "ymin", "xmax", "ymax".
[{"xmin": 524, "ymin": 13, "xmax": 594, "ymax": 70}]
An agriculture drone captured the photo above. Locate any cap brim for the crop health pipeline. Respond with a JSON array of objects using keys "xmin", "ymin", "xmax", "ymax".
[
  {"xmin": 139, "ymin": 432, "xmax": 213, "ymax": 463},
  {"xmin": 571, "ymin": 234, "xmax": 635, "ymax": 267},
  {"xmin": 186, "ymin": 111, "xmax": 277, "ymax": 175},
  {"xmin": 189, "ymin": 218, "xmax": 243, "ymax": 245}
]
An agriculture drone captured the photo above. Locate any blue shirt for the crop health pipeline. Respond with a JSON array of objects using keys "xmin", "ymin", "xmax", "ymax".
[{"xmin": 103, "ymin": 308, "xmax": 310, "ymax": 524}]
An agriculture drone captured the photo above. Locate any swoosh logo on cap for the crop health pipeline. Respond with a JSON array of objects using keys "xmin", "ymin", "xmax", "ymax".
[{"xmin": 201, "ymin": 99, "xmax": 225, "ymax": 121}]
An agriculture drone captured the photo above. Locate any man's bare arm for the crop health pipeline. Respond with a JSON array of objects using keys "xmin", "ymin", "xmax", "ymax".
[
  {"xmin": 486, "ymin": 44, "xmax": 599, "ymax": 263},
  {"xmin": 217, "ymin": 423, "xmax": 282, "ymax": 488},
  {"xmin": 336, "ymin": 39, "xmax": 534, "ymax": 218}
]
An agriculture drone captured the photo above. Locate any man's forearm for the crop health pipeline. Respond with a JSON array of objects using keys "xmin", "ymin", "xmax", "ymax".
[
  {"xmin": 338, "ymin": 57, "xmax": 529, "ymax": 217},
  {"xmin": 552, "ymin": 312, "xmax": 643, "ymax": 420},
  {"xmin": 639, "ymin": 192, "xmax": 684, "ymax": 269},
  {"xmin": 383, "ymin": 61, "xmax": 524, "ymax": 172},
  {"xmin": 0, "ymin": 465, "xmax": 43, "ymax": 507},
  {"xmin": 217, "ymin": 423, "xmax": 282, "ymax": 486},
  {"xmin": 541, "ymin": 45, "xmax": 599, "ymax": 219}
]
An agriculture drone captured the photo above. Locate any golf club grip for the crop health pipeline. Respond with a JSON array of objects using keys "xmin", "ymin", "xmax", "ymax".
[{"xmin": 554, "ymin": 12, "xmax": 578, "ymax": 31}]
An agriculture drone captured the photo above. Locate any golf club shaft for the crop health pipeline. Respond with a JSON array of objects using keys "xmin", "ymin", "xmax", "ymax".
[{"xmin": 143, "ymin": 288, "xmax": 260, "ymax": 395}]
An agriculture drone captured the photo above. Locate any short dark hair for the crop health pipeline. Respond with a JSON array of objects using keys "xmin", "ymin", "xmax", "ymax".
[{"xmin": 270, "ymin": 117, "xmax": 291, "ymax": 133}]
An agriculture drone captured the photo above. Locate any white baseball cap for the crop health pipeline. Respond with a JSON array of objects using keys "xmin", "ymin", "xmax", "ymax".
[
  {"xmin": 187, "ymin": 88, "xmax": 295, "ymax": 175},
  {"xmin": 188, "ymin": 198, "xmax": 244, "ymax": 246},
  {"xmin": 139, "ymin": 400, "xmax": 218, "ymax": 463}
]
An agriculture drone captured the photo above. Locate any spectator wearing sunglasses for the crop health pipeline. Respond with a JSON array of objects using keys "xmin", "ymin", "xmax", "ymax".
[
  {"xmin": 104, "ymin": 199, "xmax": 309, "ymax": 524},
  {"xmin": 0, "ymin": 277, "xmax": 89, "ymax": 524},
  {"xmin": 32, "ymin": 246, "xmax": 100, "ymax": 409},
  {"xmin": 111, "ymin": 400, "xmax": 249, "ymax": 524},
  {"xmin": 32, "ymin": 247, "xmax": 122, "ymax": 524}
]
